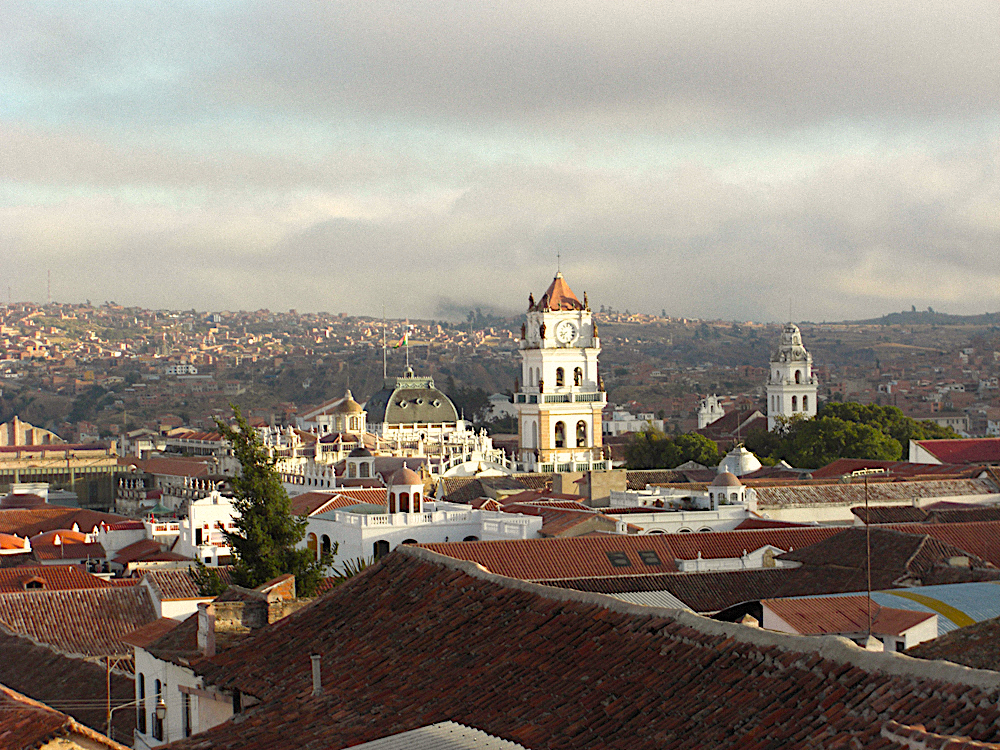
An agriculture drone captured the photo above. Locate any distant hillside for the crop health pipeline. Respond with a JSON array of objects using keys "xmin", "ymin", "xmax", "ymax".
[{"xmin": 851, "ymin": 309, "xmax": 1000, "ymax": 326}]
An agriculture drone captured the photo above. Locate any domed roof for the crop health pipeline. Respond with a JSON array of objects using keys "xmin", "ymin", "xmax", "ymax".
[
  {"xmin": 710, "ymin": 471, "xmax": 742, "ymax": 488},
  {"xmin": 30, "ymin": 529, "xmax": 88, "ymax": 545},
  {"xmin": 390, "ymin": 466, "xmax": 422, "ymax": 487},
  {"xmin": 365, "ymin": 372, "xmax": 460, "ymax": 425},
  {"xmin": 348, "ymin": 447, "xmax": 373, "ymax": 458},
  {"xmin": 331, "ymin": 390, "xmax": 364, "ymax": 414},
  {"xmin": 0, "ymin": 492, "xmax": 46, "ymax": 509},
  {"xmin": 718, "ymin": 445, "xmax": 763, "ymax": 477}
]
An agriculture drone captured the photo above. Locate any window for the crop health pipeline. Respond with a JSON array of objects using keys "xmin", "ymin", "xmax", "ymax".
[
  {"xmin": 373, "ymin": 540, "xmax": 390, "ymax": 559},
  {"xmin": 554, "ymin": 421, "xmax": 565, "ymax": 448},
  {"xmin": 791, "ymin": 396, "xmax": 798, "ymax": 411},
  {"xmin": 803, "ymin": 395, "xmax": 809, "ymax": 411},
  {"xmin": 795, "ymin": 370, "xmax": 801, "ymax": 383},
  {"xmin": 637, "ymin": 550, "xmax": 662, "ymax": 566},
  {"xmin": 195, "ymin": 527, "xmax": 202, "ymax": 546},
  {"xmin": 153, "ymin": 680, "xmax": 163, "ymax": 740},
  {"xmin": 556, "ymin": 368, "xmax": 565, "ymax": 387},
  {"xmin": 183, "ymin": 692, "xmax": 192, "ymax": 737},
  {"xmin": 137, "ymin": 674, "xmax": 146, "ymax": 734},
  {"xmin": 606, "ymin": 551, "xmax": 632, "ymax": 567},
  {"xmin": 576, "ymin": 421, "xmax": 587, "ymax": 447},
  {"xmin": 307, "ymin": 533, "xmax": 317, "ymax": 556},
  {"xmin": 388, "ymin": 492, "xmax": 396, "ymax": 513},
  {"xmin": 401, "ymin": 539, "xmax": 418, "ymax": 545},
  {"xmin": 463, "ymin": 535, "xmax": 479, "ymax": 542},
  {"xmin": 348, "ymin": 463, "xmax": 357, "ymax": 478},
  {"xmin": 574, "ymin": 367, "xmax": 583, "ymax": 386},
  {"xmin": 360, "ymin": 462, "xmax": 370, "ymax": 478},
  {"xmin": 399, "ymin": 492, "xmax": 410, "ymax": 512},
  {"xmin": 321, "ymin": 535, "xmax": 331, "ymax": 555}
]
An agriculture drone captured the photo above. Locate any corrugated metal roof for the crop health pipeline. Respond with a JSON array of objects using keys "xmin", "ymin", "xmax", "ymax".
[
  {"xmin": 604, "ymin": 590, "xmax": 690, "ymax": 610},
  {"xmin": 348, "ymin": 722, "xmax": 530, "ymax": 750}
]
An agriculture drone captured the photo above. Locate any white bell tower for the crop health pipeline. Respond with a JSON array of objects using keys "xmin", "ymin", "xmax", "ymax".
[
  {"xmin": 514, "ymin": 273, "xmax": 606, "ymax": 472},
  {"xmin": 766, "ymin": 323, "xmax": 818, "ymax": 430}
]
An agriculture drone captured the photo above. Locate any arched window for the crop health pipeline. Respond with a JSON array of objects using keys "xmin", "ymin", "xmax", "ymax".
[
  {"xmin": 574, "ymin": 367, "xmax": 583, "ymax": 386},
  {"xmin": 307, "ymin": 533, "xmax": 318, "ymax": 558},
  {"xmin": 554, "ymin": 421, "xmax": 565, "ymax": 448},
  {"xmin": 388, "ymin": 492, "xmax": 396, "ymax": 513},
  {"xmin": 576, "ymin": 420, "xmax": 587, "ymax": 447},
  {"xmin": 399, "ymin": 492, "xmax": 410, "ymax": 512},
  {"xmin": 792, "ymin": 396, "xmax": 798, "ymax": 411},
  {"xmin": 535, "ymin": 368, "xmax": 541, "ymax": 387},
  {"xmin": 531, "ymin": 421, "xmax": 538, "ymax": 448},
  {"xmin": 348, "ymin": 463, "xmax": 357, "ymax": 478},
  {"xmin": 401, "ymin": 539, "xmax": 418, "ymax": 545},
  {"xmin": 360, "ymin": 462, "xmax": 370, "ymax": 478},
  {"xmin": 795, "ymin": 370, "xmax": 802, "ymax": 384},
  {"xmin": 803, "ymin": 395, "xmax": 809, "ymax": 412},
  {"xmin": 321, "ymin": 535, "xmax": 331, "ymax": 555},
  {"xmin": 373, "ymin": 540, "xmax": 390, "ymax": 559},
  {"xmin": 153, "ymin": 680, "xmax": 163, "ymax": 740},
  {"xmin": 730, "ymin": 493, "xmax": 739, "ymax": 502},
  {"xmin": 555, "ymin": 367, "xmax": 565, "ymax": 387},
  {"xmin": 137, "ymin": 673, "xmax": 147, "ymax": 734}
]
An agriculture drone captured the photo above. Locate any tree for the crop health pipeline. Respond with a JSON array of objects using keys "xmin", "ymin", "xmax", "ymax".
[
  {"xmin": 623, "ymin": 428, "xmax": 720, "ymax": 469},
  {"xmin": 215, "ymin": 404, "xmax": 331, "ymax": 596}
]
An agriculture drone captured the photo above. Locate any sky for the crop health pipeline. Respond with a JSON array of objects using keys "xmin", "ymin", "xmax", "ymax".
[{"xmin": 1, "ymin": 1, "xmax": 998, "ymax": 322}]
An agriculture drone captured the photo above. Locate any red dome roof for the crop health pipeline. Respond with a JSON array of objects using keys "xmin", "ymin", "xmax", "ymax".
[{"xmin": 390, "ymin": 467, "xmax": 422, "ymax": 487}]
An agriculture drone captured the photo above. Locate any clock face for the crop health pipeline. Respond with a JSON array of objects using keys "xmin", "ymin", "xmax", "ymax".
[{"xmin": 555, "ymin": 320, "xmax": 578, "ymax": 344}]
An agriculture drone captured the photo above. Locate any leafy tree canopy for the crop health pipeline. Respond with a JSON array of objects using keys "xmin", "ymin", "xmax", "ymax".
[
  {"xmin": 214, "ymin": 404, "xmax": 331, "ymax": 596},
  {"xmin": 743, "ymin": 403, "xmax": 959, "ymax": 469},
  {"xmin": 624, "ymin": 427, "xmax": 721, "ymax": 469}
]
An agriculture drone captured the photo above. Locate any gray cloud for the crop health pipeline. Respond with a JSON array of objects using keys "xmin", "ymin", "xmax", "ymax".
[{"xmin": 0, "ymin": 1, "xmax": 998, "ymax": 321}]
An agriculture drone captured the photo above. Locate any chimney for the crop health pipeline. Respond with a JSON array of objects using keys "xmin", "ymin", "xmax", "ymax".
[
  {"xmin": 310, "ymin": 654, "xmax": 323, "ymax": 696},
  {"xmin": 197, "ymin": 603, "xmax": 216, "ymax": 657}
]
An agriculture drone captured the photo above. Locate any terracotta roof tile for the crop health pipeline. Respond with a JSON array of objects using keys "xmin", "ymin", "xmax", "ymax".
[
  {"xmin": 0, "ymin": 565, "xmax": 111, "ymax": 594},
  {"xmin": 163, "ymin": 549, "xmax": 1000, "ymax": 750},
  {"xmin": 913, "ymin": 438, "xmax": 1000, "ymax": 464},
  {"xmin": 0, "ymin": 586, "xmax": 157, "ymax": 657},
  {"xmin": 762, "ymin": 595, "xmax": 935, "ymax": 637},
  {"xmin": 141, "ymin": 567, "xmax": 233, "ymax": 600},
  {"xmin": 906, "ymin": 616, "xmax": 1000, "ymax": 670},
  {"xmin": 0, "ymin": 507, "xmax": 128, "ymax": 537},
  {"xmin": 0, "ymin": 682, "xmax": 129, "ymax": 750}
]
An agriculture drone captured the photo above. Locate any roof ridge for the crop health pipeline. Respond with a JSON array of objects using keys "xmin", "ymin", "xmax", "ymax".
[{"xmin": 397, "ymin": 545, "xmax": 1000, "ymax": 690}]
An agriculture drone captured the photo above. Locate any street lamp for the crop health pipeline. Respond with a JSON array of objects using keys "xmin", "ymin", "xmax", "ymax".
[{"xmin": 156, "ymin": 699, "xmax": 167, "ymax": 722}]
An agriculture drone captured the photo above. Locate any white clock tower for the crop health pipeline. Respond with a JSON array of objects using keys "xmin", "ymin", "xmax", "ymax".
[
  {"xmin": 514, "ymin": 272, "xmax": 606, "ymax": 472},
  {"xmin": 766, "ymin": 323, "xmax": 818, "ymax": 430}
]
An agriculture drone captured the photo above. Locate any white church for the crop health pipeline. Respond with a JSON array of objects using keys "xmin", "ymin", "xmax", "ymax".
[{"xmin": 766, "ymin": 323, "xmax": 819, "ymax": 430}]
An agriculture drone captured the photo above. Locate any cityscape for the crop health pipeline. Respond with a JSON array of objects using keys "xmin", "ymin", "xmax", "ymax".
[{"xmin": 3, "ymin": 2, "xmax": 1000, "ymax": 750}]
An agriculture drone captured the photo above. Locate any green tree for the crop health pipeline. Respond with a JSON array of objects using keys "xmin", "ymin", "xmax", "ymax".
[
  {"xmin": 672, "ymin": 433, "xmax": 721, "ymax": 467},
  {"xmin": 624, "ymin": 427, "xmax": 678, "ymax": 469},
  {"xmin": 215, "ymin": 404, "xmax": 331, "ymax": 596}
]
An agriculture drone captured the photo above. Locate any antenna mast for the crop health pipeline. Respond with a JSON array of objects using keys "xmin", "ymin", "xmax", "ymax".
[
  {"xmin": 382, "ymin": 307, "xmax": 387, "ymax": 380},
  {"xmin": 865, "ymin": 473, "xmax": 872, "ymax": 638}
]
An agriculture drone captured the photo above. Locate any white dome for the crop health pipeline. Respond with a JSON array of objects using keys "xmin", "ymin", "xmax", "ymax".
[{"xmin": 717, "ymin": 445, "xmax": 762, "ymax": 477}]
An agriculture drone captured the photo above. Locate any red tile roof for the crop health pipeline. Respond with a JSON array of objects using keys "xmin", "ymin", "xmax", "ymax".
[
  {"xmin": 0, "ymin": 507, "xmax": 129, "ymax": 537},
  {"xmin": 754, "ymin": 478, "xmax": 998, "ymax": 507},
  {"xmin": 121, "ymin": 617, "xmax": 182, "ymax": 649},
  {"xmin": 418, "ymin": 526, "xmax": 841, "ymax": 581},
  {"xmin": 888, "ymin": 520, "xmax": 1000, "ymax": 567},
  {"xmin": 163, "ymin": 548, "xmax": 1000, "ymax": 750},
  {"xmin": 0, "ymin": 565, "xmax": 110, "ymax": 594},
  {"xmin": 0, "ymin": 586, "xmax": 157, "ymax": 657},
  {"xmin": 0, "ymin": 682, "xmax": 129, "ymax": 750},
  {"xmin": 914, "ymin": 438, "xmax": 1000, "ymax": 464},
  {"xmin": 291, "ymin": 489, "xmax": 389, "ymax": 517},
  {"xmin": 810, "ymin": 458, "xmax": 985, "ymax": 479},
  {"xmin": 123, "ymin": 456, "xmax": 217, "ymax": 478},
  {"xmin": 534, "ymin": 272, "xmax": 584, "ymax": 311},
  {"xmin": 112, "ymin": 538, "xmax": 168, "ymax": 565},
  {"xmin": 141, "ymin": 567, "xmax": 233, "ymax": 600},
  {"xmin": 32, "ymin": 541, "xmax": 107, "ymax": 562},
  {"xmin": 762, "ymin": 595, "xmax": 934, "ymax": 637}
]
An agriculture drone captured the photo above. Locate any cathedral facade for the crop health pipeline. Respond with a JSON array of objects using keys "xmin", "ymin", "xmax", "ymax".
[{"xmin": 766, "ymin": 323, "xmax": 818, "ymax": 430}]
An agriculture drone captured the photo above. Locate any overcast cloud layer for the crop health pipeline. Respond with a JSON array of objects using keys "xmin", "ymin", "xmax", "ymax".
[{"xmin": 1, "ymin": 1, "xmax": 998, "ymax": 321}]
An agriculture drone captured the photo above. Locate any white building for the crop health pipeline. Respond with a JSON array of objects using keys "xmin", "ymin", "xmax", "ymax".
[
  {"xmin": 607, "ymin": 471, "xmax": 760, "ymax": 534},
  {"xmin": 176, "ymin": 491, "xmax": 237, "ymax": 566},
  {"xmin": 602, "ymin": 408, "xmax": 663, "ymax": 437},
  {"xmin": 697, "ymin": 395, "xmax": 725, "ymax": 429},
  {"xmin": 766, "ymin": 323, "xmax": 818, "ymax": 431},
  {"xmin": 716, "ymin": 444, "xmax": 763, "ymax": 477},
  {"xmin": 303, "ymin": 467, "xmax": 542, "ymax": 571},
  {"xmin": 163, "ymin": 363, "xmax": 198, "ymax": 376},
  {"xmin": 514, "ymin": 273, "xmax": 608, "ymax": 472}
]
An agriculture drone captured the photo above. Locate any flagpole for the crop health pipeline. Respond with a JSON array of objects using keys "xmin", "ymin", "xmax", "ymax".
[
  {"xmin": 405, "ymin": 324, "xmax": 410, "ymax": 371},
  {"xmin": 382, "ymin": 307, "xmax": 387, "ymax": 380}
]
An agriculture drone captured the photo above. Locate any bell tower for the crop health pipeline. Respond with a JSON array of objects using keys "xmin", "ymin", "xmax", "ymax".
[
  {"xmin": 766, "ymin": 323, "xmax": 818, "ymax": 430},
  {"xmin": 514, "ymin": 273, "xmax": 606, "ymax": 472}
]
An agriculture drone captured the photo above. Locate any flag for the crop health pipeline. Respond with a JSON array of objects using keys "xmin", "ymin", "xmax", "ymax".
[{"xmin": 393, "ymin": 331, "xmax": 408, "ymax": 348}]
